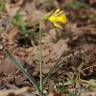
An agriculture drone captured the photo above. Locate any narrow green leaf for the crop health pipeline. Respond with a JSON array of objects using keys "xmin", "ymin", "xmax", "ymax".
[
  {"xmin": 13, "ymin": 11, "xmax": 31, "ymax": 36},
  {"xmin": 63, "ymin": 1, "xmax": 90, "ymax": 10},
  {"xmin": 0, "ymin": 0, "xmax": 5, "ymax": 12},
  {"xmin": 43, "ymin": 48, "xmax": 66, "ymax": 88},
  {"xmin": 5, "ymin": 49, "xmax": 43, "ymax": 96}
]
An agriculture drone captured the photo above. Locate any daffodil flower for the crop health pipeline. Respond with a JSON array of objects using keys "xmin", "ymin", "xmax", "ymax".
[{"xmin": 48, "ymin": 9, "xmax": 67, "ymax": 29}]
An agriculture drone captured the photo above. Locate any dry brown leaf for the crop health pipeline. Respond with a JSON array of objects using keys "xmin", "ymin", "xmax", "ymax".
[
  {"xmin": 0, "ymin": 87, "xmax": 33, "ymax": 96},
  {"xmin": 89, "ymin": 0, "xmax": 96, "ymax": 4},
  {"xmin": 5, "ymin": 0, "xmax": 24, "ymax": 17},
  {"xmin": 48, "ymin": 91, "xmax": 62, "ymax": 96}
]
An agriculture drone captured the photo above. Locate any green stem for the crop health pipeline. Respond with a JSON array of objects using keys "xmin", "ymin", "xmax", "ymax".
[{"xmin": 39, "ymin": 21, "xmax": 43, "ymax": 92}]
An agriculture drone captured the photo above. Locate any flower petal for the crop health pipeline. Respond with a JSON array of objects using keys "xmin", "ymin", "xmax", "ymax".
[
  {"xmin": 54, "ymin": 9, "xmax": 60, "ymax": 14},
  {"xmin": 57, "ymin": 15, "xmax": 67, "ymax": 24},
  {"xmin": 54, "ymin": 23, "xmax": 62, "ymax": 29},
  {"xmin": 47, "ymin": 9, "xmax": 67, "ymax": 29}
]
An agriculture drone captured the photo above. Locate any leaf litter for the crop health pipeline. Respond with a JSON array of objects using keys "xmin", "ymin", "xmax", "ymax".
[{"xmin": 0, "ymin": 0, "xmax": 96, "ymax": 96}]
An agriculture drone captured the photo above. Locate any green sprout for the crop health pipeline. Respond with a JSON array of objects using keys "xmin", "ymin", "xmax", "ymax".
[
  {"xmin": 13, "ymin": 11, "xmax": 31, "ymax": 36},
  {"xmin": 0, "ymin": 0, "xmax": 5, "ymax": 13},
  {"xmin": 63, "ymin": 1, "xmax": 90, "ymax": 10}
]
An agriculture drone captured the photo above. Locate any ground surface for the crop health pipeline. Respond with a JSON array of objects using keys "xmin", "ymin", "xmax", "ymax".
[{"xmin": 0, "ymin": 0, "xmax": 96, "ymax": 96}]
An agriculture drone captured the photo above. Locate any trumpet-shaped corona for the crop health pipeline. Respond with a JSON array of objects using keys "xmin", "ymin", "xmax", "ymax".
[{"xmin": 48, "ymin": 9, "xmax": 67, "ymax": 29}]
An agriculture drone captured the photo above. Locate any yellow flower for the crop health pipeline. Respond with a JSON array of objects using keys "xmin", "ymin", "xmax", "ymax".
[{"xmin": 48, "ymin": 9, "xmax": 67, "ymax": 29}]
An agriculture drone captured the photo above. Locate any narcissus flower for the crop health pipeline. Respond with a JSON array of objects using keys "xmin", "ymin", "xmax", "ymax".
[
  {"xmin": 42, "ymin": 9, "xmax": 67, "ymax": 29},
  {"xmin": 48, "ymin": 9, "xmax": 67, "ymax": 29}
]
